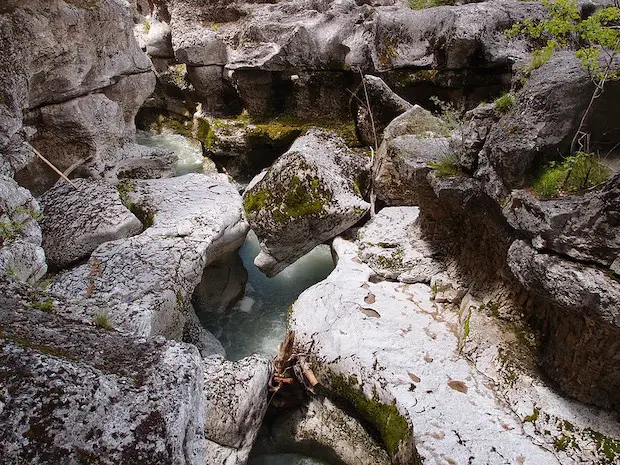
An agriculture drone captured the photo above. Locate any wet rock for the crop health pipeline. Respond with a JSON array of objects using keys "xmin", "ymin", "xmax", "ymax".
[
  {"xmin": 193, "ymin": 253, "xmax": 248, "ymax": 315},
  {"xmin": 357, "ymin": 206, "xmax": 444, "ymax": 283},
  {"xmin": 243, "ymin": 129, "xmax": 369, "ymax": 277},
  {"xmin": 0, "ymin": 176, "xmax": 46, "ymax": 283},
  {"xmin": 258, "ymin": 396, "xmax": 391, "ymax": 465},
  {"xmin": 183, "ymin": 305, "xmax": 227, "ymax": 358},
  {"xmin": 39, "ymin": 178, "xmax": 142, "ymax": 269},
  {"xmin": 289, "ymin": 236, "xmax": 562, "ymax": 465},
  {"xmin": 353, "ymin": 75, "xmax": 413, "ymax": 147},
  {"xmin": 203, "ymin": 355, "xmax": 272, "ymax": 464},
  {"xmin": 50, "ymin": 173, "xmax": 249, "ymax": 340},
  {"xmin": 374, "ymin": 105, "xmax": 451, "ymax": 205}
]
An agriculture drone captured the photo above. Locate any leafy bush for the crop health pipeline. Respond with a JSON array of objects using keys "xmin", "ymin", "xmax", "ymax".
[{"xmin": 531, "ymin": 151, "xmax": 612, "ymax": 198}]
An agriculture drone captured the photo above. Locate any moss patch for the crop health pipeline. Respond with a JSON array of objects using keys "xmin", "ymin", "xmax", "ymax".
[{"xmin": 327, "ymin": 373, "xmax": 414, "ymax": 459}]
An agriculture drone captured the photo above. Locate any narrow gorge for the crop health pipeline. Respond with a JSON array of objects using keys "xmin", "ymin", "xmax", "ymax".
[{"xmin": 1, "ymin": 1, "xmax": 620, "ymax": 464}]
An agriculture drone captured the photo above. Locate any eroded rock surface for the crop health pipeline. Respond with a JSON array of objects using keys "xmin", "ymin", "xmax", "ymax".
[
  {"xmin": 0, "ymin": 176, "xmax": 46, "ymax": 283},
  {"xmin": 39, "ymin": 178, "xmax": 142, "ymax": 269},
  {"xmin": 357, "ymin": 206, "xmax": 444, "ymax": 283},
  {"xmin": 243, "ymin": 129, "xmax": 369, "ymax": 276},
  {"xmin": 50, "ymin": 173, "xmax": 249, "ymax": 340}
]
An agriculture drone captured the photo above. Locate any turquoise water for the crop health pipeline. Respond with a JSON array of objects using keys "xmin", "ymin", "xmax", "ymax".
[
  {"xmin": 202, "ymin": 231, "xmax": 335, "ymax": 361},
  {"xmin": 136, "ymin": 129, "xmax": 206, "ymax": 175}
]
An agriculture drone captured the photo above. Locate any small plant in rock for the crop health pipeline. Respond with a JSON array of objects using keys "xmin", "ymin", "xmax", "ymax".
[
  {"xmin": 493, "ymin": 92, "xmax": 515, "ymax": 113},
  {"xmin": 428, "ymin": 153, "xmax": 461, "ymax": 177},
  {"xmin": 531, "ymin": 151, "xmax": 612, "ymax": 198},
  {"xmin": 94, "ymin": 313, "xmax": 114, "ymax": 331}
]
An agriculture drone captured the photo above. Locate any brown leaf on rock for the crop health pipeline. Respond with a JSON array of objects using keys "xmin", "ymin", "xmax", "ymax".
[
  {"xmin": 447, "ymin": 380, "xmax": 468, "ymax": 393},
  {"xmin": 360, "ymin": 307, "xmax": 381, "ymax": 318}
]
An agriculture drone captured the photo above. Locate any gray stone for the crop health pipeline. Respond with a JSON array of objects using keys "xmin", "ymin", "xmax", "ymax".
[
  {"xmin": 353, "ymin": 75, "xmax": 413, "ymax": 147},
  {"xmin": 146, "ymin": 19, "xmax": 174, "ymax": 58},
  {"xmin": 50, "ymin": 173, "xmax": 249, "ymax": 340},
  {"xmin": 203, "ymin": 355, "xmax": 272, "ymax": 464},
  {"xmin": 39, "ymin": 178, "xmax": 142, "ymax": 269},
  {"xmin": 243, "ymin": 129, "xmax": 369, "ymax": 276},
  {"xmin": 374, "ymin": 105, "xmax": 451, "ymax": 205},
  {"xmin": 0, "ymin": 280, "xmax": 209, "ymax": 465},
  {"xmin": 357, "ymin": 206, "xmax": 444, "ymax": 283},
  {"xmin": 173, "ymin": 28, "xmax": 227, "ymax": 66},
  {"xmin": 503, "ymin": 177, "xmax": 620, "ymax": 268},
  {"xmin": 0, "ymin": 176, "xmax": 46, "ymax": 283},
  {"xmin": 289, "ymin": 236, "xmax": 563, "ymax": 465}
]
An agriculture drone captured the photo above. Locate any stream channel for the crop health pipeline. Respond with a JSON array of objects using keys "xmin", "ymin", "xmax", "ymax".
[{"xmin": 138, "ymin": 130, "xmax": 334, "ymax": 465}]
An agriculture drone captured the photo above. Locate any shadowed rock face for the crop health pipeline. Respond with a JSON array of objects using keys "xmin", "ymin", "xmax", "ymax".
[{"xmin": 0, "ymin": 0, "xmax": 170, "ymax": 195}]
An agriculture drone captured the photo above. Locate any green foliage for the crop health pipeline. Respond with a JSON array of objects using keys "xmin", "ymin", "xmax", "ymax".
[
  {"xmin": 117, "ymin": 180, "xmax": 136, "ymax": 209},
  {"xmin": 30, "ymin": 297, "xmax": 53, "ymax": 312},
  {"xmin": 408, "ymin": 0, "xmax": 457, "ymax": 10},
  {"xmin": 429, "ymin": 96, "xmax": 462, "ymax": 131},
  {"xmin": 506, "ymin": 0, "xmax": 620, "ymax": 80},
  {"xmin": 427, "ymin": 153, "xmax": 461, "ymax": 177},
  {"xmin": 94, "ymin": 313, "xmax": 114, "ymax": 331},
  {"xmin": 143, "ymin": 19, "xmax": 151, "ymax": 33},
  {"xmin": 493, "ymin": 92, "xmax": 516, "ymax": 113},
  {"xmin": 531, "ymin": 151, "xmax": 612, "ymax": 198},
  {"xmin": 0, "ymin": 207, "xmax": 42, "ymax": 244}
]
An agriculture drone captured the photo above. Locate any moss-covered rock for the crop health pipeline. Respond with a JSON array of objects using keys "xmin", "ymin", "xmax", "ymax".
[{"xmin": 243, "ymin": 129, "xmax": 369, "ymax": 277}]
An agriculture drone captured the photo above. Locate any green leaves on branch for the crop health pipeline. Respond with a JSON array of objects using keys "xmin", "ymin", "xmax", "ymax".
[{"xmin": 506, "ymin": 0, "xmax": 620, "ymax": 78}]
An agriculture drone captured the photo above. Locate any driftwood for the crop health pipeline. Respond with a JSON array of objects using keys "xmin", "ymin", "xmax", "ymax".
[{"xmin": 270, "ymin": 330, "xmax": 318, "ymax": 396}]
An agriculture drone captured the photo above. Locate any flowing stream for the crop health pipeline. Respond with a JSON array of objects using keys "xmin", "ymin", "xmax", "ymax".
[
  {"xmin": 139, "ymin": 129, "xmax": 335, "ymax": 465},
  {"xmin": 202, "ymin": 231, "xmax": 335, "ymax": 361}
]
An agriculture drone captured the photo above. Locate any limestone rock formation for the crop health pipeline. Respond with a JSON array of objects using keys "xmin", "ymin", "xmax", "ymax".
[
  {"xmin": 193, "ymin": 253, "xmax": 248, "ymax": 315},
  {"xmin": 374, "ymin": 105, "xmax": 451, "ymax": 205},
  {"xmin": 50, "ymin": 173, "xmax": 249, "ymax": 340},
  {"xmin": 289, "ymin": 237, "xmax": 564, "ymax": 465},
  {"xmin": 39, "ymin": 178, "xmax": 143, "ymax": 269},
  {"xmin": 0, "ymin": 280, "xmax": 210, "ymax": 465},
  {"xmin": 0, "ymin": 176, "xmax": 46, "ymax": 283},
  {"xmin": 357, "ymin": 206, "xmax": 444, "ymax": 283},
  {"xmin": 203, "ymin": 355, "xmax": 272, "ymax": 464},
  {"xmin": 352, "ymin": 75, "xmax": 413, "ymax": 147},
  {"xmin": 243, "ymin": 129, "xmax": 369, "ymax": 276}
]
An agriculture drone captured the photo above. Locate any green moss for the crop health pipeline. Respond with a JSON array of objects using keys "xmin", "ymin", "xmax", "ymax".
[
  {"xmin": 196, "ymin": 118, "xmax": 217, "ymax": 149},
  {"xmin": 143, "ymin": 19, "xmax": 150, "ymax": 33},
  {"xmin": 463, "ymin": 309, "xmax": 472, "ymax": 339},
  {"xmin": 328, "ymin": 373, "xmax": 413, "ymax": 459},
  {"xmin": 494, "ymin": 92, "xmax": 515, "ymax": 113},
  {"xmin": 0, "ymin": 332, "xmax": 73, "ymax": 359},
  {"xmin": 282, "ymin": 174, "xmax": 331, "ymax": 219},
  {"xmin": 554, "ymin": 434, "xmax": 573, "ymax": 451},
  {"xmin": 524, "ymin": 407, "xmax": 540, "ymax": 423},
  {"xmin": 176, "ymin": 291, "xmax": 184, "ymax": 306},
  {"xmin": 586, "ymin": 429, "xmax": 620, "ymax": 462},
  {"xmin": 30, "ymin": 297, "xmax": 53, "ymax": 313},
  {"xmin": 408, "ymin": 0, "xmax": 457, "ymax": 10},
  {"xmin": 243, "ymin": 188, "xmax": 272, "ymax": 215},
  {"xmin": 117, "ymin": 180, "xmax": 136, "ymax": 209},
  {"xmin": 427, "ymin": 153, "xmax": 461, "ymax": 177}
]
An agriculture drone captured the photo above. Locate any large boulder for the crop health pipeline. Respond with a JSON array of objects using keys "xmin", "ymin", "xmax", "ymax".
[
  {"xmin": 39, "ymin": 178, "xmax": 142, "ymax": 269},
  {"xmin": 243, "ymin": 129, "xmax": 369, "ymax": 276},
  {"xmin": 374, "ymin": 105, "xmax": 451, "ymax": 205},
  {"xmin": 0, "ymin": 280, "xmax": 209, "ymax": 465},
  {"xmin": 289, "ymin": 237, "xmax": 565, "ymax": 465},
  {"xmin": 203, "ymin": 355, "xmax": 272, "ymax": 464},
  {"xmin": 0, "ymin": 0, "xmax": 158, "ymax": 194},
  {"xmin": 50, "ymin": 173, "xmax": 249, "ymax": 340},
  {"xmin": 0, "ymin": 176, "xmax": 46, "ymax": 283}
]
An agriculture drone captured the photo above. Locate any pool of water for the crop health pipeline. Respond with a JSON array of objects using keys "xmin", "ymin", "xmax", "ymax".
[
  {"xmin": 201, "ymin": 231, "xmax": 335, "ymax": 361},
  {"xmin": 136, "ymin": 129, "xmax": 206, "ymax": 175}
]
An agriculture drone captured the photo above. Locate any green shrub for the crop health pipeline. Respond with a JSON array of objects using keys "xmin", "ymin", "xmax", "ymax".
[
  {"xmin": 94, "ymin": 313, "xmax": 114, "ymax": 331},
  {"xmin": 428, "ymin": 153, "xmax": 461, "ymax": 177},
  {"xmin": 530, "ymin": 151, "xmax": 612, "ymax": 198},
  {"xmin": 494, "ymin": 93, "xmax": 515, "ymax": 113}
]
